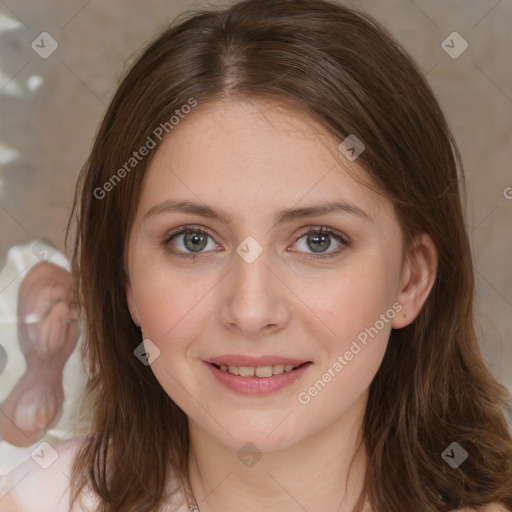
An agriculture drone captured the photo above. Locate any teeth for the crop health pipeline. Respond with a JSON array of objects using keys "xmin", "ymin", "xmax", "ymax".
[
  {"xmin": 255, "ymin": 366, "xmax": 272, "ymax": 377},
  {"xmin": 238, "ymin": 366, "xmax": 255, "ymax": 377},
  {"xmin": 216, "ymin": 363, "xmax": 301, "ymax": 377},
  {"xmin": 273, "ymin": 364, "xmax": 284, "ymax": 375}
]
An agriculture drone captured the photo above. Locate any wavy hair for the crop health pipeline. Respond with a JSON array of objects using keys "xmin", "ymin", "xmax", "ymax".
[{"xmin": 67, "ymin": 1, "xmax": 512, "ymax": 510}]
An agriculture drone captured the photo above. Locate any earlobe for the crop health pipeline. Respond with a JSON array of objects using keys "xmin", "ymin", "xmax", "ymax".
[
  {"xmin": 125, "ymin": 282, "xmax": 141, "ymax": 327},
  {"xmin": 391, "ymin": 233, "xmax": 438, "ymax": 329}
]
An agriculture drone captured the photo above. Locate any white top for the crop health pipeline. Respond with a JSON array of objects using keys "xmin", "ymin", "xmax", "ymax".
[{"xmin": 0, "ymin": 435, "xmax": 190, "ymax": 512}]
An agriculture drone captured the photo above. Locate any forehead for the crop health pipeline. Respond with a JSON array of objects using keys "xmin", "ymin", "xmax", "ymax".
[{"xmin": 138, "ymin": 98, "xmax": 395, "ymax": 228}]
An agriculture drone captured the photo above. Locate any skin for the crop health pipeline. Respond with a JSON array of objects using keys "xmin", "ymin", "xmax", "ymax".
[{"xmin": 125, "ymin": 98, "xmax": 438, "ymax": 512}]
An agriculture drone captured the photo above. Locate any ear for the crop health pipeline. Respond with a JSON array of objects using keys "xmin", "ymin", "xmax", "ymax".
[
  {"xmin": 125, "ymin": 282, "xmax": 141, "ymax": 327},
  {"xmin": 391, "ymin": 233, "xmax": 438, "ymax": 329}
]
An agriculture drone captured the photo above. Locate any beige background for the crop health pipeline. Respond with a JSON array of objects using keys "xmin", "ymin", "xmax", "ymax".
[{"xmin": 0, "ymin": 0, "xmax": 511, "ymax": 394}]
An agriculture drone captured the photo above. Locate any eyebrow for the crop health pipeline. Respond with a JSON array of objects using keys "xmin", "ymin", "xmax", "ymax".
[{"xmin": 143, "ymin": 199, "xmax": 372, "ymax": 227}]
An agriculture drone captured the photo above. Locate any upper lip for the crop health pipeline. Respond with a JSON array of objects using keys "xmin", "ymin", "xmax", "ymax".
[{"xmin": 205, "ymin": 355, "xmax": 311, "ymax": 367}]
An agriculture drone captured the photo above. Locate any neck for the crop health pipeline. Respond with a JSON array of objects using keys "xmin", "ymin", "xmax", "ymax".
[{"xmin": 186, "ymin": 394, "xmax": 369, "ymax": 512}]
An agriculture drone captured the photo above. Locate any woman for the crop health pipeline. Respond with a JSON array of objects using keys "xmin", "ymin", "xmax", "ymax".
[{"xmin": 1, "ymin": 0, "xmax": 511, "ymax": 510}]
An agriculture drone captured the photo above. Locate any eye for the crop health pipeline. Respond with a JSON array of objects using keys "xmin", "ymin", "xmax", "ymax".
[
  {"xmin": 162, "ymin": 225, "xmax": 350, "ymax": 260},
  {"xmin": 291, "ymin": 227, "xmax": 349, "ymax": 259},
  {"xmin": 163, "ymin": 226, "xmax": 219, "ymax": 259}
]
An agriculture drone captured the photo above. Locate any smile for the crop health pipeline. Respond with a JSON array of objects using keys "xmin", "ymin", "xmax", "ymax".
[{"xmin": 204, "ymin": 359, "xmax": 312, "ymax": 395}]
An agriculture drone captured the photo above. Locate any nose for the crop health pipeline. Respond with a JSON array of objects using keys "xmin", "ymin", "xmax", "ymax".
[{"xmin": 218, "ymin": 244, "xmax": 291, "ymax": 338}]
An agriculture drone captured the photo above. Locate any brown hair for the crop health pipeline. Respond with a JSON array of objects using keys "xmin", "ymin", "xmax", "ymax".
[{"xmin": 67, "ymin": 0, "xmax": 512, "ymax": 510}]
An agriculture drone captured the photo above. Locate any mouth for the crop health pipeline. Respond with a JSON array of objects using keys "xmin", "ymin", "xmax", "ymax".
[{"xmin": 203, "ymin": 356, "xmax": 313, "ymax": 395}]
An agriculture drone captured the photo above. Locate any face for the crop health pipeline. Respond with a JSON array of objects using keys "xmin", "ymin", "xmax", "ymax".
[{"xmin": 125, "ymin": 98, "xmax": 428, "ymax": 452}]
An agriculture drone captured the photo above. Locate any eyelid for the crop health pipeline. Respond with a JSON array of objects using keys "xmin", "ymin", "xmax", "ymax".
[
  {"xmin": 294, "ymin": 226, "xmax": 349, "ymax": 244},
  {"xmin": 163, "ymin": 224, "xmax": 218, "ymax": 243}
]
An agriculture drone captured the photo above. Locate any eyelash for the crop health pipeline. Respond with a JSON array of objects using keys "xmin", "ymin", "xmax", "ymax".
[{"xmin": 162, "ymin": 225, "xmax": 350, "ymax": 260}]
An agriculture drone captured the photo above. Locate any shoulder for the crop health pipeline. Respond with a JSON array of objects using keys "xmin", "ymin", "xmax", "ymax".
[
  {"xmin": 1, "ymin": 434, "xmax": 189, "ymax": 512},
  {"xmin": 0, "ymin": 435, "xmax": 95, "ymax": 512}
]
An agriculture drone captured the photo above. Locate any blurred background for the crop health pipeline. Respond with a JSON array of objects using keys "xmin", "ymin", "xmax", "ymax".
[{"xmin": 0, "ymin": 0, "xmax": 511, "ymax": 402}]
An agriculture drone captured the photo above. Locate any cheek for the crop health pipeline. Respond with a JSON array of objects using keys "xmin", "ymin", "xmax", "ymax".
[
  {"xmin": 295, "ymin": 276, "xmax": 396, "ymax": 419},
  {"xmin": 129, "ymin": 258, "xmax": 219, "ymax": 367},
  {"xmin": 292, "ymin": 256, "xmax": 401, "ymax": 414},
  {"xmin": 130, "ymin": 267, "xmax": 210, "ymax": 409},
  {"xmin": 297, "ymin": 256, "xmax": 400, "ymax": 349}
]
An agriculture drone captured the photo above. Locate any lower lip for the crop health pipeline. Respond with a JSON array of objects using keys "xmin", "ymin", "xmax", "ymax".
[{"xmin": 204, "ymin": 361, "xmax": 312, "ymax": 395}]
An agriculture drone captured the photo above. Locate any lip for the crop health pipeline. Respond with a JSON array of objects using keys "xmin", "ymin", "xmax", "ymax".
[
  {"xmin": 204, "ymin": 360, "xmax": 313, "ymax": 395},
  {"xmin": 205, "ymin": 355, "xmax": 309, "ymax": 367}
]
